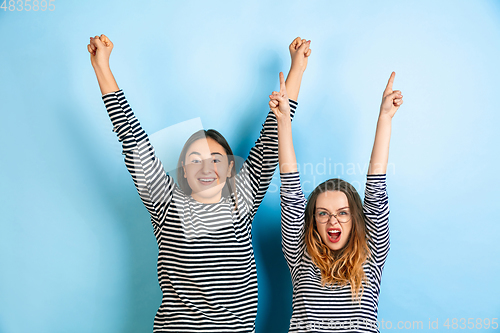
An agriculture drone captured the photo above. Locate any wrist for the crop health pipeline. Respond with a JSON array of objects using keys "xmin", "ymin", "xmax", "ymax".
[
  {"xmin": 277, "ymin": 115, "xmax": 292, "ymax": 127},
  {"xmin": 289, "ymin": 65, "xmax": 305, "ymax": 76},
  {"xmin": 93, "ymin": 63, "xmax": 112, "ymax": 73},
  {"xmin": 378, "ymin": 112, "xmax": 393, "ymax": 122}
]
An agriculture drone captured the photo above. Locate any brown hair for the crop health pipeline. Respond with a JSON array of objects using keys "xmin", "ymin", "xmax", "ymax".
[
  {"xmin": 304, "ymin": 178, "xmax": 370, "ymax": 301},
  {"xmin": 176, "ymin": 129, "xmax": 238, "ymax": 205}
]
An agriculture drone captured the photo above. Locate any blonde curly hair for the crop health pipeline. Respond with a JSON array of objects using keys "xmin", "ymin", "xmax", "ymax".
[{"xmin": 304, "ymin": 178, "xmax": 370, "ymax": 301}]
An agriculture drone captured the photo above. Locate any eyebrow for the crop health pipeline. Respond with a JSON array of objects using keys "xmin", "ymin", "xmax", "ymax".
[
  {"xmin": 188, "ymin": 152, "xmax": 224, "ymax": 157},
  {"xmin": 316, "ymin": 206, "xmax": 350, "ymax": 211}
]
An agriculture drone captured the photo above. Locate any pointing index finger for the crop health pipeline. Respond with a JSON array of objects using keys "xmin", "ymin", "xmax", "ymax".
[
  {"xmin": 385, "ymin": 71, "xmax": 395, "ymax": 93},
  {"xmin": 279, "ymin": 72, "xmax": 286, "ymax": 93}
]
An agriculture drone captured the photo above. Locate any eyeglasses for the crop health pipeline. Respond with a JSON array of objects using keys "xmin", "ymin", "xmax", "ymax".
[{"xmin": 315, "ymin": 209, "xmax": 351, "ymax": 224}]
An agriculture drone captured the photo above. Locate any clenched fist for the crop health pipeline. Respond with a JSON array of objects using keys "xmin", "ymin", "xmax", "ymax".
[
  {"xmin": 87, "ymin": 34, "xmax": 113, "ymax": 69},
  {"xmin": 289, "ymin": 37, "xmax": 311, "ymax": 73}
]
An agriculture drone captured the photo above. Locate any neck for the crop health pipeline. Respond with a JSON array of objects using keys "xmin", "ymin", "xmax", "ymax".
[{"xmin": 191, "ymin": 192, "xmax": 222, "ymax": 204}]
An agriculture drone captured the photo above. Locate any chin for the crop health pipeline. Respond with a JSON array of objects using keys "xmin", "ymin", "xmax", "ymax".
[
  {"xmin": 322, "ymin": 235, "xmax": 349, "ymax": 252},
  {"xmin": 327, "ymin": 243, "xmax": 346, "ymax": 251},
  {"xmin": 193, "ymin": 183, "xmax": 226, "ymax": 199}
]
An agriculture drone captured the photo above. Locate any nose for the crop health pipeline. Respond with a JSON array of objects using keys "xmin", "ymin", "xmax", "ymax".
[
  {"xmin": 201, "ymin": 159, "xmax": 214, "ymax": 174},
  {"xmin": 327, "ymin": 215, "xmax": 340, "ymax": 226}
]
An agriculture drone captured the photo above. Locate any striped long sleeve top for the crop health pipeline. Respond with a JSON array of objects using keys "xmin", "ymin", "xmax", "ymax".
[
  {"xmin": 280, "ymin": 172, "xmax": 390, "ymax": 333},
  {"xmin": 102, "ymin": 90, "xmax": 297, "ymax": 333}
]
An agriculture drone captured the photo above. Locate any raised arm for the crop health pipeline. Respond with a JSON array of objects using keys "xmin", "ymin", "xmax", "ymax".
[
  {"xmin": 270, "ymin": 73, "xmax": 307, "ymax": 273},
  {"xmin": 88, "ymin": 34, "xmax": 175, "ymax": 231},
  {"xmin": 364, "ymin": 72, "xmax": 403, "ymax": 272},
  {"xmin": 270, "ymin": 72, "xmax": 297, "ymax": 173},
  {"xmin": 235, "ymin": 38, "xmax": 310, "ymax": 221},
  {"xmin": 87, "ymin": 35, "xmax": 119, "ymax": 95},
  {"xmin": 367, "ymin": 71, "xmax": 403, "ymax": 175},
  {"xmin": 285, "ymin": 38, "xmax": 311, "ymax": 101},
  {"xmin": 271, "ymin": 38, "xmax": 311, "ymax": 173}
]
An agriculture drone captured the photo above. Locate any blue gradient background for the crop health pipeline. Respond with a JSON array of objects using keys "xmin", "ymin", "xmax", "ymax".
[{"xmin": 1, "ymin": 0, "xmax": 499, "ymax": 332}]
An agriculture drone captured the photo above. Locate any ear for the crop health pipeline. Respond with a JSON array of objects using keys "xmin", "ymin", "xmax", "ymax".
[
  {"xmin": 182, "ymin": 161, "xmax": 187, "ymax": 178},
  {"xmin": 227, "ymin": 160, "xmax": 235, "ymax": 177}
]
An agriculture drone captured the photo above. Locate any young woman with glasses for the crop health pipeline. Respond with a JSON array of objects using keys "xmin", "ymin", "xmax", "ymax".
[{"xmin": 269, "ymin": 71, "xmax": 403, "ymax": 332}]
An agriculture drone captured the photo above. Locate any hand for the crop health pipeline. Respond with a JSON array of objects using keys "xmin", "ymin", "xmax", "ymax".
[
  {"xmin": 289, "ymin": 37, "xmax": 311, "ymax": 73},
  {"xmin": 87, "ymin": 34, "xmax": 114, "ymax": 69},
  {"xmin": 269, "ymin": 72, "xmax": 290, "ymax": 121},
  {"xmin": 380, "ymin": 72, "xmax": 403, "ymax": 118}
]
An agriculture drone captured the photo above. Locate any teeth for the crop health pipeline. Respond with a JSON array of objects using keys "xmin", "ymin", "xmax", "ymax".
[
  {"xmin": 328, "ymin": 230, "xmax": 340, "ymax": 234},
  {"xmin": 199, "ymin": 178, "xmax": 215, "ymax": 181}
]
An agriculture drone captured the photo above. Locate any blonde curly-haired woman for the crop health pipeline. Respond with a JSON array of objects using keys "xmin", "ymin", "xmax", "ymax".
[{"xmin": 269, "ymin": 71, "xmax": 402, "ymax": 332}]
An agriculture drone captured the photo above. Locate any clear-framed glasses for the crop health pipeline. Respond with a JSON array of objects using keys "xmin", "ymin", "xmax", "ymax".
[{"xmin": 315, "ymin": 209, "xmax": 352, "ymax": 224}]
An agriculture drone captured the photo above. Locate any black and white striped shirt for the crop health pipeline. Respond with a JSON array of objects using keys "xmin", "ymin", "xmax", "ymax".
[
  {"xmin": 280, "ymin": 172, "xmax": 390, "ymax": 333},
  {"xmin": 102, "ymin": 90, "xmax": 297, "ymax": 332}
]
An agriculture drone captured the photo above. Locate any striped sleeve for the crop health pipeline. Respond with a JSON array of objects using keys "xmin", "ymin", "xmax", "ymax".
[
  {"xmin": 280, "ymin": 171, "xmax": 307, "ymax": 273},
  {"xmin": 102, "ymin": 89, "xmax": 175, "ymax": 229},
  {"xmin": 236, "ymin": 100, "xmax": 298, "ymax": 221},
  {"xmin": 363, "ymin": 174, "xmax": 390, "ymax": 271}
]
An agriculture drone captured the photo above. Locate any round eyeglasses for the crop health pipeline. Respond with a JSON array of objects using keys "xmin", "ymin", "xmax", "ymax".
[{"xmin": 315, "ymin": 209, "xmax": 352, "ymax": 224}]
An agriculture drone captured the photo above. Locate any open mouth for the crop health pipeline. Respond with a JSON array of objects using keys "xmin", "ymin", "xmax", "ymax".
[{"xmin": 327, "ymin": 228, "xmax": 342, "ymax": 243}]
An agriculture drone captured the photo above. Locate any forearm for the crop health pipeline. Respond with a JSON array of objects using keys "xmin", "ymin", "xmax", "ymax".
[
  {"xmin": 280, "ymin": 172, "xmax": 307, "ymax": 269},
  {"xmin": 102, "ymin": 90, "xmax": 174, "ymax": 224},
  {"xmin": 93, "ymin": 65, "xmax": 120, "ymax": 96},
  {"xmin": 277, "ymin": 118, "xmax": 298, "ymax": 173},
  {"xmin": 368, "ymin": 114, "xmax": 392, "ymax": 175},
  {"xmin": 363, "ymin": 175, "xmax": 390, "ymax": 267},
  {"xmin": 285, "ymin": 68, "xmax": 304, "ymax": 102}
]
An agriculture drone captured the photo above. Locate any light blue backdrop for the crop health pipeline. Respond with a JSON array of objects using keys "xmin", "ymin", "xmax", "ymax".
[{"xmin": 1, "ymin": 0, "xmax": 499, "ymax": 332}]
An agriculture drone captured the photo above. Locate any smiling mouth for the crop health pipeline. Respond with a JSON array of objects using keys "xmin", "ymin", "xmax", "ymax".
[
  {"xmin": 327, "ymin": 229, "xmax": 341, "ymax": 243},
  {"xmin": 198, "ymin": 178, "xmax": 217, "ymax": 185}
]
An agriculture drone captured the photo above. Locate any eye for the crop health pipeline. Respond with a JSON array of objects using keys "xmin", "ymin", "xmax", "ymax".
[
  {"xmin": 338, "ymin": 210, "xmax": 350, "ymax": 216},
  {"xmin": 212, "ymin": 158, "xmax": 221, "ymax": 163},
  {"xmin": 190, "ymin": 158, "xmax": 201, "ymax": 164},
  {"xmin": 318, "ymin": 211, "xmax": 328, "ymax": 216}
]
